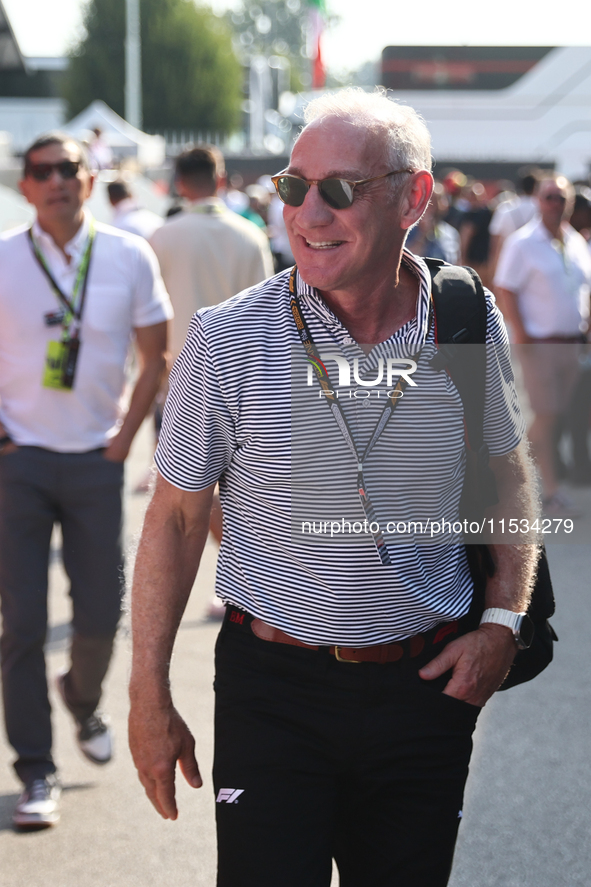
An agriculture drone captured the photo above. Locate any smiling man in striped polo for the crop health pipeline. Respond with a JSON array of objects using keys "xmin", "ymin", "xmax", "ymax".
[{"xmin": 129, "ymin": 89, "xmax": 538, "ymax": 886}]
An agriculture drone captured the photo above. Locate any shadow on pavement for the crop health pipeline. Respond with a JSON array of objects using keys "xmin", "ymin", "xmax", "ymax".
[{"xmin": 0, "ymin": 793, "xmax": 19, "ymax": 832}]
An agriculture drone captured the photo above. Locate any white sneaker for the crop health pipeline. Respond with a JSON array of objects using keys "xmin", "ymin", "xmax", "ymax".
[
  {"xmin": 55, "ymin": 671, "xmax": 113, "ymax": 765},
  {"xmin": 13, "ymin": 776, "xmax": 61, "ymax": 829},
  {"xmin": 77, "ymin": 711, "xmax": 113, "ymax": 765}
]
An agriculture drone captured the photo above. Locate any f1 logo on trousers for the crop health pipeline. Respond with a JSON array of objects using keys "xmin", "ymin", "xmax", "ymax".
[{"xmin": 216, "ymin": 788, "xmax": 244, "ymax": 803}]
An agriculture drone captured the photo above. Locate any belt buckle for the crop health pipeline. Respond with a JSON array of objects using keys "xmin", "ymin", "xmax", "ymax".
[{"xmin": 334, "ymin": 646, "xmax": 361, "ymax": 664}]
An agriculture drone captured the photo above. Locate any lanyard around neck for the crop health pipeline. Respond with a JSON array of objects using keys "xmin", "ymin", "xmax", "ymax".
[
  {"xmin": 28, "ymin": 219, "xmax": 96, "ymax": 335},
  {"xmin": 289, "ymin": 265, "xmax": 424, "ymax": 565}
]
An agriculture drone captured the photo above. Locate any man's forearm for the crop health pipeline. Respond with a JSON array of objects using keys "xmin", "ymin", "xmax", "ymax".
[
  {"xmin": 114, "ymin": 352, "xmax": 167, "ymax": 454},
  {"xmin": 129, "ymin": 477, "xmax": 214, "ymax": 819},
  {"xmin": 107, "ymin": 321, "xmax": 168, "ymax": 460},
  {"xmin": 0, "ymin": 415, "xmax": 17, "ymax": 453},
  {"xmin": 129, "ymin": 477, "xmax": 214, "ymax": 704},
  {"xmin": 484, "ymin": 543, "xmax": 539, "ymax": 613},
  {"xmin": 419, "ymin": 443, "xmax": 539, "ymax": 702},
  {"xmin": 485, "ymin": 442, "xmax": 540, "ymax": 612},
  {"xmin": 495, "ymin": 287, "xmax": 529, "ymax": 344}
]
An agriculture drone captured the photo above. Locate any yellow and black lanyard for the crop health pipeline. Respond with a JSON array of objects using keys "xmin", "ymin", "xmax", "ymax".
[
  {"xmin": 28, "ymin": 220, "xmax": 95, "ymax": 390},
  {"xmin": 289, "ymin": 265, "xmax": 425, "ymax": 565}
]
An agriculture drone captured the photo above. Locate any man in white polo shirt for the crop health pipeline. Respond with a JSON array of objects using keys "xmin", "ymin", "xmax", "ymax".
[
  {"xmin": 0, "ymin": 132, "xmax": 172, "ymax": 828},
  {"xmin": 495, "ymin": 173, "xmax": 591, "ymax": 515}
]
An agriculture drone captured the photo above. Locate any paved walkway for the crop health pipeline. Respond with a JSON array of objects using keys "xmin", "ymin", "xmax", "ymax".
[{"xmin": 1, "ymin": 422, "xmax": 590, "ymax": 886}]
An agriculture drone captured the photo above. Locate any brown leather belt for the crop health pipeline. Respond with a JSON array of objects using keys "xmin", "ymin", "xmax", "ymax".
[{"xmin": 250, "ymin": 616, "xmax": 459, "ymax": 664}]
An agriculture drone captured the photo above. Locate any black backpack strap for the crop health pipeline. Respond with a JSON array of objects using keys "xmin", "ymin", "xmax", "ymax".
[
  {"xmin": 424, "ymin": 258, "xmax": 488, "ymax": 348},
  {"xmin": 424, "ymin": 259, "xmax": 556, "ymax": 688},
  {"xmin": 425, "ymin": 258, "xmax": 487, "ymax": 449},
  {"xmin": 425, "ymin": 258, "xmax": 498, "ymax": 511}
]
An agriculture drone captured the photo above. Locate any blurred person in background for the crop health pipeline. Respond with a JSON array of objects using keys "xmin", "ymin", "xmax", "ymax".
[
  {"xmin": 0, "ymin": 133, "xmax": 172, "ymax": 828},
  {"xmin": 459, "ymin": 181, "xmax": 493, "ymax": 288},
  {"xmin": 149, "ymin": 146, "xmax": 274, "ymax": 617},
  {"xmin": 87, "ymin": 127, "xmax": 113, "ymax": 171},
  {"xmin": 495, "ymin": 173, "xmax": 591, "ymax": 514},
  {"xmin": 223, "ymin": 171, "xmax": 249, "ymax": 215},
  {"xmin": 489, "ymin": 168, "xmax": 540, "ymax": 277},
  {"xmin": 239, "ymin": 184, "xmax": 269, "ymax": 230},
  {"xmin": 569, "ymin": 187, "xmax": 591, "ymax": 243},
  {"xmin": 562, "ymin": 187, "xmax": 591, "ymax": 485},
  {"xmin": 491, "ymin": 180, "xmax": 517, "ymax": 207},
  {"xmin": 406, "ymin": 181, "xmax": 460, "ymax": 263},
  {"xmin": 267, "ymin": 186, "xmax": 295, "ymax": 272},
  {"xmin": 107, "ymin": 180, "xmax": 164, "ymax": 240},
  {"xmin": 150, "ymin": 145, "xmax": 273, "ymax": 362},
  {"xmin": 441, "ymin": 169, "xmax": 468, "ymax": 230}
]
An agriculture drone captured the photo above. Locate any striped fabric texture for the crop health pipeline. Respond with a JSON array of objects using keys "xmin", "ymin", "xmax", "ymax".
[{"xmin": 155, "ymin": 251, "xmax": 525, "ymax": 646}]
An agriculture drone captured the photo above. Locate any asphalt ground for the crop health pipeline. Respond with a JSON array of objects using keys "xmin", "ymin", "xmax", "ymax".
[{"xmin": 0, "ymin": 420, "xmax": 590, "ymax": 887}]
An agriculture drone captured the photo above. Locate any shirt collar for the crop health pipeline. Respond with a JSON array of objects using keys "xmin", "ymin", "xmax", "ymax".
[
  {"xmin": 294, "ymin": 247, "xmax": 432, "ymax": 348},
  {"xmin": 32, "ymin": 209, "xmax": 91, "ymax": 266},
  {"xmin": 113, "ymin": 197, "xmax": 139, "ymax": 217},
  {"xmin": 188, "ymin": 196, "xmax": 226, "ymax": 214},
  {"xmin": 531, "ymin": 216, "xmax": 574, "ymax": 244}
]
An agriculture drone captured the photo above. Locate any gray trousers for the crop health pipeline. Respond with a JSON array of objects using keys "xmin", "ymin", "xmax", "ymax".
[{"xmin": 0, "ymin": 446, "xmax": 124, "ymax": 784}]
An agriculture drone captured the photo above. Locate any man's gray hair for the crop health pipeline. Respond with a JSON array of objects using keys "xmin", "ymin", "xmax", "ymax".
[{"xmin": 302, "ymin": 88, "xmax": 433, "ymax": 181}]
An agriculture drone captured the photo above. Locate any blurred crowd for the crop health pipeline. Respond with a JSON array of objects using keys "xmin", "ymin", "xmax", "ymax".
[
  {"xmin": 407, "ymin": 165, "xmax": 591, "ymax": 285},
  {"xmin": 409, "ymin": 167, "xmax": 591, "ymax": 513}
]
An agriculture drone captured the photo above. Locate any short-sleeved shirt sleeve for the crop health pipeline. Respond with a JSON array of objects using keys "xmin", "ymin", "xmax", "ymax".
[
  {"xmin": 130, "ymin": 236, "xmax": 174, "ymax": 328},
  {"xmin": 494, "ymin": 233, "xmax": 527, "ymax": 294},
  {"xmin": 154, "ymin": 314, "xmax": 235, "ymax": 491},
  {"xmin": 483, "ymin": 291, "xmax": 526, "ymax": 454},
  {"xmin": 488, "ymin": 204, "xmax": 507, "ymax": 236}
]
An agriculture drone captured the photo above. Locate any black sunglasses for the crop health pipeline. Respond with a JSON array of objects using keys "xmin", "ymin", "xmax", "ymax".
[
  {"xmin": 541, "ymin": 193, "xmax": 566, "ymax": 203},
  {"xmin": 271, "ymin": 168, "xmax": 413, "ymax": 210},
  {"xmin": 25, "ymin": 160, "xmax": 82, "ymax": 182}
]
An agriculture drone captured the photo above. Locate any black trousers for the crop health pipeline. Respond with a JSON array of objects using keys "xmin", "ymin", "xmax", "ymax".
[
  {"xmin": 214, "ymin": 609, "xmax": 480, "ymax": 887},
  {"xmin": 0, "ymin": 446, "xmax": 124, "ymax": 783}
]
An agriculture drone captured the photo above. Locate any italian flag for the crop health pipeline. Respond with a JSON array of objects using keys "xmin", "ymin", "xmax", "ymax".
[{"xmin": 306, "ymin": 0, "xmax": 326, "ymax": 89}]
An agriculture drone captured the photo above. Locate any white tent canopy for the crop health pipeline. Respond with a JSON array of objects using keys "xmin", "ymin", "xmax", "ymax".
[{"xmin": 64, "ymin": 100, "xmax": 165, "ymax": 168}]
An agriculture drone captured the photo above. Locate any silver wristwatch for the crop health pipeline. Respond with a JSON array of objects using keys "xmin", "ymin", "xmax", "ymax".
[{"xmin": 479, "ymin": 607, "xmax": 534, "ymax": 650}]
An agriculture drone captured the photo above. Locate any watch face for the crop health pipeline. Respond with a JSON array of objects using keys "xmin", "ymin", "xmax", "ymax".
[{"xmin": 518, "ymin": 614, "xmax": 535, "ymax": 650}]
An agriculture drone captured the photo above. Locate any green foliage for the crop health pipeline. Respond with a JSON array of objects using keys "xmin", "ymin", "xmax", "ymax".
[{"xmin": 63, "ymin": 0, "xmax": 242, "ymax": 133}]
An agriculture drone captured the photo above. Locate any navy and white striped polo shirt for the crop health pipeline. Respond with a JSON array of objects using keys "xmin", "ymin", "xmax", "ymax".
[{"xmin": 155, "ymin": 251, "xmax": 525, "ymax": 646}]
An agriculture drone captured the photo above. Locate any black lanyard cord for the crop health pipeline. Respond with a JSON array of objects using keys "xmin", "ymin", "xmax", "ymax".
[{"xmin": 28, "ymin": 223, "xmax": 95, "ymax": 335}]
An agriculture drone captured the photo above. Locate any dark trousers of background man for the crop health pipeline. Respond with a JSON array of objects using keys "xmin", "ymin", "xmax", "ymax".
[
  {"xmin": 214, "ymin": 609, "xmax": 480, "ymax": 887},
  {"xmin": 0, "ymin": 446, "xmax": 124, "ymax": 784}
]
